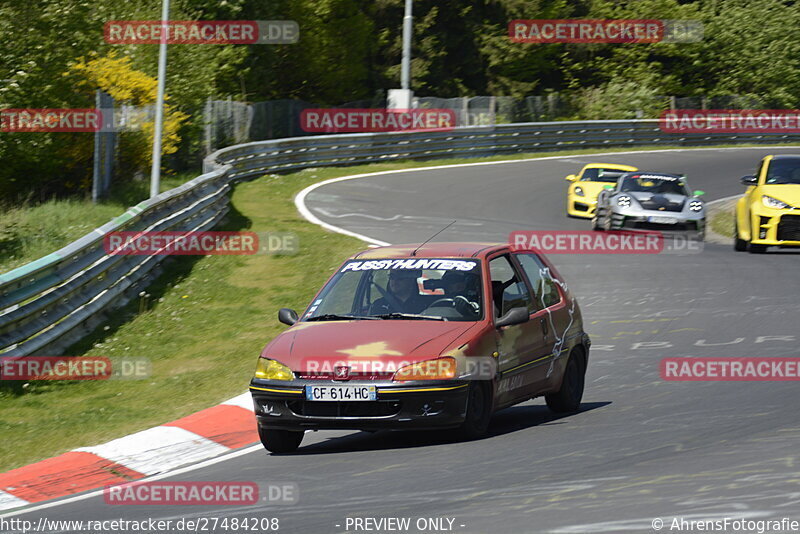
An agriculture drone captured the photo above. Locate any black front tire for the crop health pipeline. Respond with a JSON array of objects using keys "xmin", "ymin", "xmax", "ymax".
[
  {"xmin": 591, "ymin": 209, "xmax": 604, "ymax": 231},
  {"xmin": 457, "ymin": 382, "xmax": 492, "ymax": 440},
  {"xmin": 258, "ymin": 426, "xmax": 304, "ymax": 453},
  {"xmin": 602, "ymin": 211, "xmax": 616, "ymax": 232},
  {"xmin": 748, "ymin": 243, "xmax": 768, "ymax": 253},
  {"xmin": 546, "ymin": 352, "xmax": 585, "ymax": 414},
  {"xmin": 734, "ymin": 220, "xmax": 748, "ymax": 251}
]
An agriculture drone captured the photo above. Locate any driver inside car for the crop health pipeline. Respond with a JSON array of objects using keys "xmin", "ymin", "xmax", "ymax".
[{"xmin": 369, "ymin": 269, "xmax": 428, "ymax": 315}]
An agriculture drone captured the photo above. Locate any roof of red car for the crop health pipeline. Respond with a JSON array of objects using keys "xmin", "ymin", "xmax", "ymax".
[{"xmin": 352, "ymin": 242, "xmax": 506, "ymax": 260}]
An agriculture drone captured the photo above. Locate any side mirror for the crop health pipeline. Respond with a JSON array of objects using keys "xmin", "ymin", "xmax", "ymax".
[
  {"xmin": 495, "ymin": 307, "xmax": 530, "ymax": 329},
  {"xmin": 741, "ymin": 175, "xmax": 758, "ymax": 185},
  {"xmin": 565, "ymin": 174, "xmax": 578, "ymax": 182},
  {"xmin": 693, "ymin": 190, "xmax": 705, "ymax": 197},
  {"xmin": 278, "ymin": 308, "xmax": 299, "ymax": 326}
]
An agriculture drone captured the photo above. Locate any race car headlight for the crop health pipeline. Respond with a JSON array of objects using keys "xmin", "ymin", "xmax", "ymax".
[
  {"xmin": 617, "ymin": 195, "xmax": 632, "ymax": 208},
  {"xmin": 762, "ymin": 195, "xmax": 791, "ymax": 209},
  {"xmin": 574, "ymin": 186, "xmax": 585, "ymax": 197},
  {"xmin": 254, "ymin": 358, "xmax": 294, "ymax": 381},
  {"xmin": 689, "ymin": 200, "xmax": 703, "ymax": 212},
  {"xmin": 393, "ymin": 357, "xmax": 456, "ymax": 381}
]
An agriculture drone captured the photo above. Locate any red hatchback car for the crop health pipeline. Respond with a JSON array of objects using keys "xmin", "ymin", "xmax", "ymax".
[{"xmin": 249, "ymin": 242, "xmax": 591, "ymax": 452}]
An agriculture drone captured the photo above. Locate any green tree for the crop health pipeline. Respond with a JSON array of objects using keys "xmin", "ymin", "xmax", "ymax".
[
  {"xmin": 0, "ymin": 0, "xmax": 246, "ymax": 202},
  {"xmin": 698, "ymin": 0, "xmax": 800, "ymax": 106},
  {"xmin": 239, "ymin": 0, "xmax": 374, "ymax": 104}
]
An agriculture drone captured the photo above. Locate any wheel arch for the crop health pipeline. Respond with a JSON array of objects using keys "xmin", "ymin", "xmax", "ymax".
[
  {"xmin": 571, "ymin": 343, "xmax": 588, "ymax": 375},
  {"xmin": 735, "ymin": 195, "xmax": 750, "ymax": 241}
]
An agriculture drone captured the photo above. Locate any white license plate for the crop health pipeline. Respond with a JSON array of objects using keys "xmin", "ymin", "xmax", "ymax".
[
  {"xmin": 305, "ymin": 385, "xmax": 377, "ymax": 402},
  {"xmin": 648, "ymin": 216, "xmax": 678, "ymax": 224}
]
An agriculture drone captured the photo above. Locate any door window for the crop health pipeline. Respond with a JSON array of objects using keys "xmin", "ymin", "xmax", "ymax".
[
  {"xmin": 515, "ymin": 253, "xmax": 561, "ymax": 309},
  {"xmin": 488, "ymin": 255, "xmax": 534, "ymax": 316}
]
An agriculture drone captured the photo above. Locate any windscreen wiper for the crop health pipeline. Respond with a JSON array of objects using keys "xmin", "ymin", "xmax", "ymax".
[
  {"xmin": 305, "ymin": 314, "xmax": 380, "ymax": 321},
  {"xmin": 373, "ymin": 313, "xmax": 447, "ymax": 321}
]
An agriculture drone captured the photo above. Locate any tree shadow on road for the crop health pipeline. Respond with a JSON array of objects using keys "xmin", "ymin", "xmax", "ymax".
[{"xmin": 279, "ymin": 401, "xmax": 611, "ymax": 455}]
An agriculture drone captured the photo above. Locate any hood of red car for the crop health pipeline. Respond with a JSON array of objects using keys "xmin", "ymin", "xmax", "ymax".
[{"xmin": 262, "ymin": 320, "xmax": 478, "ymax": 371}]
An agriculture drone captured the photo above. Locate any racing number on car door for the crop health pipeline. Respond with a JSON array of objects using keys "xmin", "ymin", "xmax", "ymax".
[{"xmin": 488, "ymin": 254, "xmax": 550, "ymax": 405}]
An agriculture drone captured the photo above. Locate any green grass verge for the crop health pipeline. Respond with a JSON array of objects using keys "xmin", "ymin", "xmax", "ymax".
[
  {"xmin": 1, "ymin": 143, "xmax": 797, "ymax": 471},
  {"xmin": 710, "ymin": 205, "xmax": 735, "ymax": 238},
  {"xmin": 0, "ymin": 169, "xmax": 365, "ymax": 471},
  {"xmin": 0, "ymin": 173, "xmax": 194, "ymax": 273}
]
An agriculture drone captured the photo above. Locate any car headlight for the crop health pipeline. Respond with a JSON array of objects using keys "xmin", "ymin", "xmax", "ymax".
[
  {"xmin": 689, "ymin": 200, "xmax": 703, "ymax": 212},
  {"xmin": 574, "ymin": 186, "xmax": 584, "ymax": 197},
  {"xmin": 254, "ymin": 358, "xmax": 294, "ymax": 381},
  {"xmin": 393, "ymin": 357, "xmax": 456, "ymax": 381},
  {"xmin": 762, "ymin": 195, "xmax": 791, "ymax": 209},
  {"xmin": 617, "ymin": 195, "xmax": 632, "ymax": 208}
]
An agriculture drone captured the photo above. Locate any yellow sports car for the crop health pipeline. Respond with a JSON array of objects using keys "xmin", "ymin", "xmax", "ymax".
[
  {"xmin": 565, "ymin": 163, "xmax": 638, "ymax": 218},
  {"xmin": 735, "ymin": 155, "xmax": 800, "ymax": 253}
]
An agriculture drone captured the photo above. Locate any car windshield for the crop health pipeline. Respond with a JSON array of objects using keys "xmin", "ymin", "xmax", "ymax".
[
  {"xmin": 581, "ymin": 168, "xmax": 628, "ymax": 182},
  {"xmin": 304, "ymin": 258, "xmax": 484, "ymax": 322},
  {"xmin": 766, "ymin": 159, "xmax": 800, "ymax": 184},
  {"xmin": 620, "ymin": 174, "xmax": 688, "ymax": 195}
]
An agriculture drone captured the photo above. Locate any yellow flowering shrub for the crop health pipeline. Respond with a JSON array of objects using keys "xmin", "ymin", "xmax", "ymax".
[{"xmin": 68, "ymin": 52, "xmax": 189, "ymax": 170}]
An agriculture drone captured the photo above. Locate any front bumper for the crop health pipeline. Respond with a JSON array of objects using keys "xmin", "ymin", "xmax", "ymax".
[
  {"xmin": 249, "ymin": 379, "xmax": 470, "ymax": 431},
  {"xmin": 567, "ymin": 200, "xmax": 597, "ymax": 219},
  {"xmin": 568, "ymin": 197, "xmax": 596, "ymax": 218},
  {"xmin": 747, "ymin": 209, "xmax": 800, "ymax": 246},
  {"xmin": 608, "ymin": 206, "xmax": 705, "ymax": 232}
]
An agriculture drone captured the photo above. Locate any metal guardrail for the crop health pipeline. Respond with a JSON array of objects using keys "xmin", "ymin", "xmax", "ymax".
[
  {"xmin": 2, "ymin": 120, "xmax": 798, "ymax": 357},
  {"xmin": 205, "ymin": 120, "xmax": 800, "ymax": 178},
  {"xmin": 0, "ymin": 168, "xmax": 233, "ymax": 357}
]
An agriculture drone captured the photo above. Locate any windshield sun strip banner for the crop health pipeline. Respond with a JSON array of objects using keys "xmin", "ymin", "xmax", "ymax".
[
  {"xmin": 631, "ymin": 174, "xmax": 680, "ymax": 181},
  {"xmin": 340, "ymin": 259, "xmax": 479, "ymax": 272}
]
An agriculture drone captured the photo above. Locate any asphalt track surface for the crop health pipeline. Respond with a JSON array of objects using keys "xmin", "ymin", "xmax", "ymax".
[{"xmin": 7, "ymin": 147, "xmax": 800, "ymax": 534}]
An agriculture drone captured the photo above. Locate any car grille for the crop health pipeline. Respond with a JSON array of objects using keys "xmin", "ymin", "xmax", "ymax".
[
  {"xmin": 777, "ymin": 215, "xmax": 800, "ymax": 241},
  {"xmin": 286, "ymin": 400, "xmax": 401, "ymax": 418},
  {"xmin": 573, "ymin": 202, "xmax": 589, "ymax": 212},
  {"xmin": 628, "ymin": 221, "xmax": 698, "ymax": 231},
  {"xmin": 637, "ymin": 199, "xmax": 685, "ymax": 212},
  {"xmin": 297, "ymin": 372, "xmax": 395, "ymax": 380}
]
